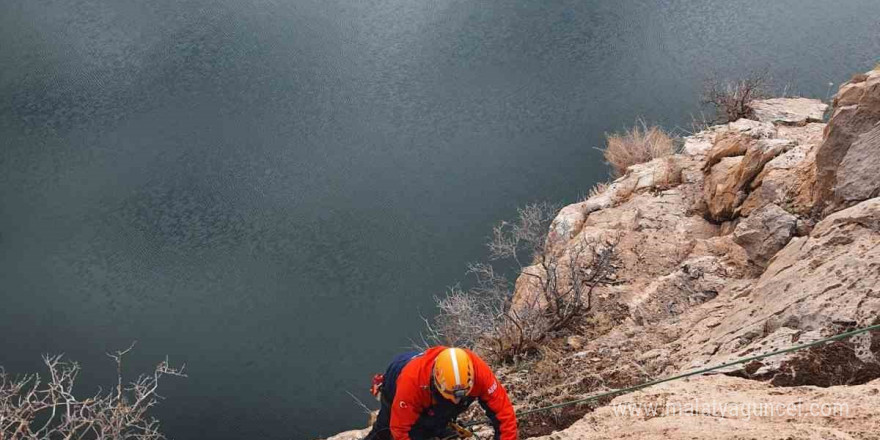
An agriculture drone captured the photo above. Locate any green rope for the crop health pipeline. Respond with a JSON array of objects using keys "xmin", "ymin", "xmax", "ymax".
[{"xmin": 463, "ymin": 322, "xmax": 880, "ymax": 427}]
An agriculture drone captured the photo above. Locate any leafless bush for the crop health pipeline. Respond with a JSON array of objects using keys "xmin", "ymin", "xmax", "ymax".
[
  {"xmin": 701, "ymin": 71, "xmax": 771, "ymax": 123},
  {"xmin": 427, "ymin": 203, "xmax": 620, "ymax": 363},
  {"xmin": 0, "ymin": 343, "xmax": 185, "ymax": 440},
  {"xmin": 599, "ymin": 121, "xmax": 675, "ymax": 178}
]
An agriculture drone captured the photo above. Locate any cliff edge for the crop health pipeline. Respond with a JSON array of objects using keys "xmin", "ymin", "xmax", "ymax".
[
  {"xmin": 325, "ymin": 65, "xmax": 880, "ymax": 440},
  {"xmin": 511, "ymin": 65, "xmax": 880, "ymax": 439}
]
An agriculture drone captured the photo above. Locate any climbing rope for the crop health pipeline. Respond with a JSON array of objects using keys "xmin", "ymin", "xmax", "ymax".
[{"xmin": 462, "ymin": 322, "xmax": 880, "ymax": 427}]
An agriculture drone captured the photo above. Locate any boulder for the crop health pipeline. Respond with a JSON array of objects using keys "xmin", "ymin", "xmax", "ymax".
[
  {"xmin": 739, "ymin": 123, "xmax": 826, "ymax": 217},
  {"xmin": 546, "ymin": 201, "xmax": 590, "ymax": 253},
  {"xmin": 738, "ymin": 139, "xmax": 797, "ymax": 187},
  {"xmin": 702, "ymin": 136, "xmax": 797, "ymax": 221},
  {"xmin": 750, "ymin": 144, "xmax": 810, "ymax": 189},
  {"xmin": 833, "ymin": 122, "xmax": 880, "ymax": 204},
  {"xmin": 750, "ymin": 97, "xmax": 828, "ymax": 126},
  {"xmin": 702, "ymin": 133, "xmax": 752, "ymax": 171},
  {"xmin": 814, "ymin": 67, "xmax": 880, "ymax": 211},
  {"xmin": 732, "ymin": 203, "xmax": 797, "ymax": 266},
  {"xmin": 703, "ymin": 156, "xmax": 745, "ymax": 220}
]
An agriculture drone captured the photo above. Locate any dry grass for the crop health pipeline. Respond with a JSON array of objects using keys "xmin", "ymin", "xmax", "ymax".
[
  {"xmin": 600, "ymin": 122, "xmax": 676, "ymax": 178},
  {"xmin": 583, "ymin": 181, "xmax": 609, "ymax": 201}
]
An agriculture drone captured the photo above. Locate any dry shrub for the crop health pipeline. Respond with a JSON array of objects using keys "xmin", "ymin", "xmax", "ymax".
[
  {"xmin": 424, "ymin": 203, "xmax": 621, "ymax": 364},
  {"xmin": 0, "ymin": 344, "xmax": 185, "ymax": 440},
  {"xmin": 701, "ymin": 71, "xmax": 770, "ymax": 123},
  {"xmin": 601, "ymin": 122, "xmax": 675, "ymax": 178}
]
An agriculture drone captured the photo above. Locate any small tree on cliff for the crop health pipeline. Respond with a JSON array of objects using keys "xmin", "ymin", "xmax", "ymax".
[
  {"xmin": 701, "ymin": 70, "xmax": 771, "ymax": 123},
  {"xmin": 426, "ymin": 203, "xmax": 620, "ymax": 363},
  {"xmin": 0, "ymin": 343, "xmax": 185, "ymax": 439}
]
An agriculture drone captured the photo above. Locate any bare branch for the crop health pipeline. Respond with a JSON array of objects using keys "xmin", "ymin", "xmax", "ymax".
[
  {"xmin": 701, "ymin": 70, "xmax": 771, "ymax": 123},
  {"xmin": 1, "ymin": 345, "xmax": 184, "ymax": 440},
  {"xmin": 428, "ymin": 203, "xmax": 621, "ymax": 364}
]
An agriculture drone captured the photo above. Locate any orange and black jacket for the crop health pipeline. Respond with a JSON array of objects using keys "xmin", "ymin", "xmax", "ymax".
[{"xmin": 388, "ymin": 346, "xmax": 517, "ymax": 440}]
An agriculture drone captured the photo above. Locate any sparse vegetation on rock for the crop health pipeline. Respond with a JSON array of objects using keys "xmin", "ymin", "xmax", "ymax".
[
  {"xmin": 701, "ymin": 71, "xmax": 771, "ymax": 123},
  {"xmin": 599, "ymin": 122, "xmax": 676, "ymax": 178},
  {"xmin": 426, "ymin": 202, "xmax": 621, "ymax": 364},
  {"xmin": 0, "ymin": 344, "xmax": 185, "ymax": 440}
]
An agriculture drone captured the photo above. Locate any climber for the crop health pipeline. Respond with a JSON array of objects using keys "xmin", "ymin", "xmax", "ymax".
[{"xmin": 364, "ymin": 346, "xmax": 517, "ymax": 440}]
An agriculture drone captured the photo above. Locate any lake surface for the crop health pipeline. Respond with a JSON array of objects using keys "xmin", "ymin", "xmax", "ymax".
[{"xmin": 1, "ymin": 0, "xmax": 878, "ymax": 438}]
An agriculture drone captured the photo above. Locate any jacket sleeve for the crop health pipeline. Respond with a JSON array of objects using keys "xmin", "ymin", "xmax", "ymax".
[
  {"xmin": 471, "ymin": 353, "xmax": 517, "ymax": 440},
  {"xmin": 389, "ymin": 374, "xmax": 424, "ymax": 440}
]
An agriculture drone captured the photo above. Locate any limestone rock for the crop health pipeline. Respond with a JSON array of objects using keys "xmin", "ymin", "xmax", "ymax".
[
  {"xmin": 548, "ymin": 156, "xmax": 689, "ymax": 253},
  {"xmin": 751, "ymin": 144, "xmax": 810, "ymax": 189},
  {"xmin": 702, "ymin": 136, "xmax": 797, "ymax": 221},
  {"xmin": 511, "ymin": 263, "xmax": 547, "ymax": 311},
  {"xmin": 682, "ymin": 130, "xmax": 714, "ymax": 156},
  {"xmin": 732, "ymin": 203, "xmax": 797, "ymax": 266},
  {"xmin": 323, "ymin": 428, "xmax": 371, "ymax": 440},
  {"xmin": 726, "ymin": 118, "xmax": 778, "ymax": 139},
  {"xmin": 683, "ymin": 119, "xmax": 777, "ymax": 158},
  {"xmin": 703, "ymin": 156, "xmax": 745, "ymax": 220},
  {"xmin": 546, "ymin": 202, "xmax": 589, "ymax": 253},
  {"xmin": 814, "ymin": 66, "xmax": 880, "ymax": 211},
  {"xmin": 741, "ymin": 144, "xmax": 811, "ymax": 217},
  {"xmin": 630, "ymin": 256, "xmax": 728, "ymax": 326},
  {"xmin": 750, "ymin": 97, "xmax": 828, "ymax": 126},
  {"xmin": 739, "ymin": 139, "xmax": 797, "ymax": 186},
  {"xmin": 531, "ymin": 376, "xmax": 880, "ymax": 440},
  {"xmin": 703, "ymin": 133, "xmax": 752, "ymax": 171},
  {"xmin": 775, "ymin": 121, "xmax": 825, "ymax": 147},
  {"xmin": 583, "ymin": 206, "xmax": 639, "ymax": 231},
  {"xmin": 673, "ymin": 197, "xmax": 880, "ymax": 382},
  {"xmin": 834, "ymin": 122, "xmax": 880, "ymax": 205}
]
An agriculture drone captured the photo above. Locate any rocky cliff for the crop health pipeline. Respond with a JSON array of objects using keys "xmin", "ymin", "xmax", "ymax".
[
  {"xmin": 325, "ymin": 66, "xmax": 880, "ymax": 440},
  {"xmin": 515, "ymin": 65, "xmax": 880, "ymax": 439}
]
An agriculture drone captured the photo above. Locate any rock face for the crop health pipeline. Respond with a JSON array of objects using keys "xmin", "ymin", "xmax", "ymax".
[
  {"xmin": 670, "ymin": 197, "xmax": 880, "ymax": 382},
  {"xmin": 502, "ymin": 89, "xmax": 880, "ymax": 439},
  {"xmin": 533, "ymin": 376, "xmax": 880, "ymax": 440},
  {"xmin": 814, "ymin": 66, "xmax": 880, "ymax": 212},
  {"xmin": 750, "ymin": 97, "xmax": 828, "ymax": 126},
  {"xmin": 834, "ymin": 122, "xmax": 880, "ymax": 204}
]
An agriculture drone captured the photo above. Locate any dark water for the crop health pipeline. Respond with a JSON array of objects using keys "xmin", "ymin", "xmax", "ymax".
[{"xmin": 1, "ymin": 0, "xmax": 878, "ymax": 438}]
